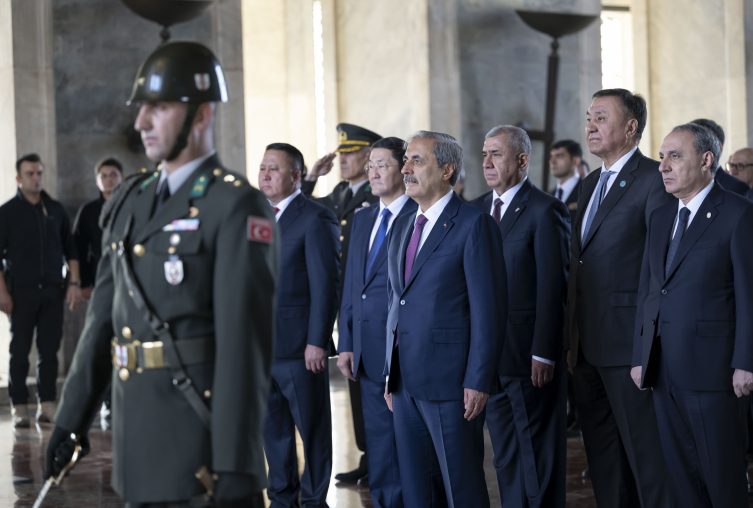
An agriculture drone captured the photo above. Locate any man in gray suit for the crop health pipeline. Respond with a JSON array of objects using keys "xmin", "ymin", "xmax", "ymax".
[{"xmin": 568, "ymin": 88, "xmax": 674, "ymax": 508}]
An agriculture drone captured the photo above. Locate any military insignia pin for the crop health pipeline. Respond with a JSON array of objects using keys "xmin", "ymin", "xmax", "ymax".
[
  {"xmin": 707, "ymin": 212, "xmax": 711, "ymax": 218},
  {"xmin": 247, "ymin": 216, "xmax": 274, "ymax": 244},
  {"xmin": 620, "ymin": 181, "xmax": 626, "ymax": 187},
  {"xmin": 164, "ymin": 260, "xmax": 184, "ymax": 285},
  {"xmin": 194, "ymin": 73, "xmax": 211, "ymax": 91}
]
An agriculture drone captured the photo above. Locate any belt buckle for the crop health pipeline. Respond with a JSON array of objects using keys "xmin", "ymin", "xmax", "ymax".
[
  {"xmin": 142, "ymin": 341, "xmax": 165, "ymax": 369},
  {"xmin": 112, "ymin": 340, "xmax": 138, "ymax": 370}
]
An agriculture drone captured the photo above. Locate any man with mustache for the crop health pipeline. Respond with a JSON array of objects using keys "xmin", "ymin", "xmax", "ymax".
[{"xmin": 384, "ymin": 131, "xmax": 506, "ymax": 507}]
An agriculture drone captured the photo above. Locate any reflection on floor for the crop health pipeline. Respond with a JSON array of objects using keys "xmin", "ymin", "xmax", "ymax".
[{"xmin": 3, "ymin": 367, "xmax": 752, "ymax": 507}]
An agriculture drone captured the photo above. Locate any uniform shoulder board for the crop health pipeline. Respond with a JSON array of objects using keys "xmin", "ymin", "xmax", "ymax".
[{"xmin": 99, "ymin": 171, "xmax": 153, "ymax": 229}]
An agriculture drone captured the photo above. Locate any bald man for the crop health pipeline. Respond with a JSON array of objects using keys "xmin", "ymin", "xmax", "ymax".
[{"xmin": 726, "ymin": 148, "xmax": 753, "ymax": 200}]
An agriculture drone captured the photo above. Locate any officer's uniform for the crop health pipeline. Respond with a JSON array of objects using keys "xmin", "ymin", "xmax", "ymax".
[
  {"xmin": 301, "ymin": 123, "xmax": 380, "ymax": 479},
  {"xmin": 51, "ymin": 42, "xmax": 279, "ymax": 507}
]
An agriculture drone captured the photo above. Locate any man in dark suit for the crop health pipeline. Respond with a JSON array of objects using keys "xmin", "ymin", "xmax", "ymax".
[
  {"xmin": 338, "ymin": 137, "xmax": 416, "ymax": 508},
  {"xmin": 470, "ymin": 126, "xmax": 570, "ymax": 507},
  {"xmin": 258, "ymin": 143, "xmax": 340, "ymax": 507},
  {"xmin": 550, "ymin": 139, "xmax": 583, "ymax": 222},
  {"xmin": 692, "ymin": 118, "xmax": 750, "ymax": 196},
  {"xmin": 725, "ymin": 148, "xmax": 753, "ymax": 202},
  {"xmin": 632, "ymin": 123, "xmax": 753, "ymax": 507},
  {"xmin": 568, "ymin": 88, "xmax": 675, "ymax": 508},
  {"xmin": 302, "ymin": 122, "xmax": 381, "ymax": 483},
  {"xmin": 385, "ymin": 131, "xmax": 507, "ymax": 507}
]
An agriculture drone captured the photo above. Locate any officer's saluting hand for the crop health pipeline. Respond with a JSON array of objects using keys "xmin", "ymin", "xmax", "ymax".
[{"xmin": 46, "ymin": 42, "xmax": 278, "ymax": 508}]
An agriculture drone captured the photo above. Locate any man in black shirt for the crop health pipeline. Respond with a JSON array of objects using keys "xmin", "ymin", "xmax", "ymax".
[
  {"xmin": 73, "ymin": 158, "xmax": 123, "ymax": 301},
  {"xmin": 0, "ymin": 153, "xmax": 82, "ymax": 427}
]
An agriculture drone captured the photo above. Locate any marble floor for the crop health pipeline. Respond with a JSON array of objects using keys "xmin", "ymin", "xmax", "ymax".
[{"xmin": 1, "ymin": 367, "xmax": 751, "ymax": 507}]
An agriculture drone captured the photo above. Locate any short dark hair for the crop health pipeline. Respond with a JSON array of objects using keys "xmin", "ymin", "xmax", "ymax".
[
  {"xmin": 16, "ymin": 153, "xmax": 41, "ymax": 174},
  {"xmin": 94, "ymin": 157, "xmax": 123, "ymax": 178},
  {"xmin": 673, "ymin": 123, "xmax": 721, "ymax": 174},
  {"xmin": 551, "ymin": 139, "xmax": 582, "ymax": 159},
  {"xmin": 371, "ymin": 137, "xmax": 406, "ymax": 170},
  {"xmin": 691, "ymin": 118, "xmax": 724, "ymax": 147},
  {"xmin": 265, "ymin": 142, "xmax": 306, "ymax": 178},
  {"xmin": 592, "ymin": 88, "xmax": 648, "ymax": 142}
]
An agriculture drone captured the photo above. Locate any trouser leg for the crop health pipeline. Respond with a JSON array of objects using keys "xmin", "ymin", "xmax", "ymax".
[
  {"xmin": 486, "ymin": 388, "xmax": 524, "ymax": 507},
  {"xmin": 264, "ymin": 371, "xmax": 300, "ymax": 508},
  {"xmin": 8, "ymin": 286, "xmax": 41, "ymax": 406},
  {"xmin": 347, "ymin": 376, "xmax": 368, "ymax": 457},
  {"xmin": 35, "ymin": 285, "xmax": 65, "ymax": 402},
  {"xmin": 361, "ymin": 372, "xmax": 402, "ymax": 508}
]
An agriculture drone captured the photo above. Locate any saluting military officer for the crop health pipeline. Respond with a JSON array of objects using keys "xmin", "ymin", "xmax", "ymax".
[
  {"xmin": 45, "ymin": 41, "xmax": 279, "ymax": 508},
  {"xmin": 301, "ymin": 123, "xmax": 380, "ymax": 484}
]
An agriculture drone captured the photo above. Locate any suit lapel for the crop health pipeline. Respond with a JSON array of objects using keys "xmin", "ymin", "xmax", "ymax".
[
  {"xmin": 402, "ymin": 194, "xmax": 459, "ymax": 295},
  {"xmin": 397, "ymin": 215, "xmax": 414, "ymax": 294},
  {"xmin": 497, "ymin": 180, "xmax": 531, "ymax": 240},
  {"xmin": 651, "ymin": 204, "xmax": 677, "ymax": 278},
  {"xmin": 366, "ymin": 198, "xmax": 417, "ymax": 288},
  {"xmin": 581, "ymin": 149, "xmax": 643, "ymax": 251},
  {"xmin": 574, "ymin": 172, "xmax": 599, "ymax": 252},
  {"xmin": 664, "ymin": 185, "xmax": 723, "ymax": 281},
  {"xmin": 277, "ymin": 193, "xmax": 304, "ymax": 235},
  {"xmin": 131, "ymin": 175, "xmax": 160, "ymax": 234},
  {"xmin": 359, "ymin": 205, "xmax": 380, "ymax": 285}
]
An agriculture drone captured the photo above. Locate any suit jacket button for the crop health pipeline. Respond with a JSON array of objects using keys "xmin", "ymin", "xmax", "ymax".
[
  {"xmin": 362, "ymin": 294, "xmax": 366, "ymax": 299},
  {"xmin": 579, "ymin": 260, "xmax": 583, "ymax": 265},
  {"xmin": 341, "ymin": 220, "xmax": 347, "ymax": 226},
  {"xmin": 661, "ymin": 289, "xmax": 667, "ymax": 295},
  {"xmin": 400, "ymin": 300, "xmax": 405, "ymax": 305},
  {"xmin": 340, "ymin": 236, "xmax": 345, "ymax": 241}
]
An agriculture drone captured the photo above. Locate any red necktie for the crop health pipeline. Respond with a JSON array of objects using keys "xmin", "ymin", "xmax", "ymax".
[
  {"xmin": 492, "ymin": 198, "xmax": 503, "ymax": 223},
  {"xmin": 273, "ymin": 206, "xmax": 280, "ymax": 215}
]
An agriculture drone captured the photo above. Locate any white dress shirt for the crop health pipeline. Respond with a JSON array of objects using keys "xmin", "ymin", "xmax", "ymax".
[
  {"xmin": 156, "ymin": 150, "xmax": 216, "ymax": 195},
  {"xmin": 555, "ymin": 173, "xmax": 580, "ymax": 203},
  {"xmin": 270, "ymin": 189, "xmax": 302, "ymax": 222},
  {"xmin": 672, "ymin": 180, "xmax": 714, "ymax": 237},
  {"xmin": 413, "ymin": 190, "xmax": 454, "ymax": 255},
  {"xmin": 490, "ymin": 177, "xmax": 527, "ymax": 218},
  {"xmin": 580, "ymin": 146, "xmax": 638, "ymax": 239},
  {"xmin": 369, "ymin": 194, "xmax": 410, "ymax": 250}
]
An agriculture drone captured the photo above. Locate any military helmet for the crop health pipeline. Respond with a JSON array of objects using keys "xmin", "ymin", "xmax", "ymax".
[{"xmin": 127, "ymin": 41, "xmax": 228, "ymax": 105}]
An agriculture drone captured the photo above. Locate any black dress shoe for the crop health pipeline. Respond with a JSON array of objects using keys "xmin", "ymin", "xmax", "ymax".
[
  {"xmin": 335, "ymin": 465, "xmax": 368, "ymax": 483},
  {"xmin": 357, "ymin": 474, "xmax": 369, "ymax": 487}
]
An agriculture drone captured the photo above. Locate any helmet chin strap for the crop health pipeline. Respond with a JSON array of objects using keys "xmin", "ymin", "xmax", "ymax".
[{"xmin": 165, "ymin": 103, "xmax": 200, "ymax": 162}]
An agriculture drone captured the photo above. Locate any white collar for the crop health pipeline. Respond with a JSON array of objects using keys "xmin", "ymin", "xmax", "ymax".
[
  {"xmin": 678, "ymin": 180, "xmax": 714, "ymax": 216},
  {"xmin": 157, "ymin": 150, "xmax": 216, "ymax": 195},
  {"xmin": 492, "ymin": 177, "xmax": 527, "ymax": 205},
  {"xmin": 379, "ymin": 194, "xmax": 410, "ymax": 218},
  {"xmin": 415, "ymin": 189, "xmax": 454, "ymax": 225},
  {"xmin": 271, "ymin": 189, "xmax": 302, "ymax": 216},
  {"xmin": 349, "ymin": 178, "xmax": 369, "ymax": 193},
  {"xmin": 556, "ymin": 173, "xmax": 580, "ymax": 193},
  {"xmin": 601, "ymin": 146, "xmax": 638, "ymax": 175}
]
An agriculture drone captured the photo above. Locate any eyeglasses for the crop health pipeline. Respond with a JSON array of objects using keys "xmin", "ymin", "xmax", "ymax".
[
  {"xmin": 726, "ymin": 162, "xmax": 753, "ymax": 171},
  {"xmin": 364, "ymin": 163, "xmax": 399, "ymax": 174}
]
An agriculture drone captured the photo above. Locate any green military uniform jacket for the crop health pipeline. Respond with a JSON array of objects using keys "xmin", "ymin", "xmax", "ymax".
[
  {"xmin": 56, "ymin": 154, "xmax": 279, "ymax": 503},
  {"xmin": 302, "ymin": 179, "xmax": 378, "ymax": 297}
]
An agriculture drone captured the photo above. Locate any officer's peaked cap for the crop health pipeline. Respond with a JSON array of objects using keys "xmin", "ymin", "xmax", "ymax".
[{"xmin": 335, "ymin": 123, "xmax": 382, "ymax": 153}]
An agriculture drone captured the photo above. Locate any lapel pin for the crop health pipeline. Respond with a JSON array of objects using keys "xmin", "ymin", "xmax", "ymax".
[
  {"xmin": 707, "ymin": 212, "xmax": 711, "ymax": 218},
  {"xmin": 515, "ymin": 208, "xmax": 520, "ymax": 212},
  {"xmin": 620, "ymin": 181, "xmax": 626, "ymax": 187},
  {"xmin": 443, "ymin": 223, "xmax": 447, "ymax": 228}
]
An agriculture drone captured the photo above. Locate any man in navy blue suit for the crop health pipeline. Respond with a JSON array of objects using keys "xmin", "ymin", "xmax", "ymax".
[
  {"xmin": 632, "ymin": 123, "xmax": 753, "ymax": 507},
  {"xmin": 384, "ymin": 131, "xmax": 507, "ymax": 508},
  {"xmin": 691, "ymin": 119, "xmax": 750, "ymax": 196},
  {"xmin": 258, "ymin": 143, "xmax": 340, "ymax": 508},
  {"xmin": 337, "ymin": 136, "xmax": 416, "ymax": 508},
  {"xmin": 471, "ymin": 126, "xmax": 570, "ymax": 507}
]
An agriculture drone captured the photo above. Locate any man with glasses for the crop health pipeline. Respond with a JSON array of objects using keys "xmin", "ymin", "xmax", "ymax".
[
  {"xmin": 302, "ymin": 122, "xmax": 381, "ymax": 484},
  {"xmin": 725, "ymin": 148, "xmax": 753, "ymax": 199},
  {"xmin": 338, "ymin": 137, "xmax": 416, "ymax": 508}
]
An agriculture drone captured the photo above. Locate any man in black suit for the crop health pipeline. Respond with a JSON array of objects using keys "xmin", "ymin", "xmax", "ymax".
[
  {"xmin": 338, "ymin": 137, "xmax": 416, "ymax": 508},
  {"xmin": 302, "ymin": 123, "xmax": 381, "ymax": 483},
  {"xmin": 550, "ymin": 139, "xmax": 583, "ymax": 222},
  {"xmin": 471, "ymin": 126, "xmax": 570, "ymax": 507},
  {"xmin": 568, "ymin": 88, "xmax": 674, "ymax": 508},
  {"xmin": 725, "ymin": 148, "xmax": 753, "ymax": 201},
  {"xmin": 632, "ymin": 123, "xmax": 753, "ymax": 507},
  {"xmin": 259, "ymin": 143, "xmax": 340, "ymax": 507},
  {"xmin": 691, "ymin": 118, "xmax": 750, "ymax": 196}
]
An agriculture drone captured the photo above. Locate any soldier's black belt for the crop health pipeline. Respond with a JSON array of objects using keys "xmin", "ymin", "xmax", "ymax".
[
  {"xmin": 117, "ymin": 214, "xmax": 213, "ymax": 430},
  {"xmin": 112, "ymin": 336, "xmax": 215, "ymax": 371}
]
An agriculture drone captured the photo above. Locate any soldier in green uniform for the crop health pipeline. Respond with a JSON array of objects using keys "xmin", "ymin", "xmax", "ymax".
[
  {"xmin": 301, "ymin": 123, "xmax": 380, "ymax": 484},
  {"xmin": 44, "ymin": 41, "xmax": 279, "ymax": 508}
]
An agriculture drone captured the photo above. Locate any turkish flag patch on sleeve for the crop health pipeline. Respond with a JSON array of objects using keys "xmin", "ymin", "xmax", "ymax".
[{"xmin": 247, "ymin": 216, "xmax": 273, "ymax": 244}]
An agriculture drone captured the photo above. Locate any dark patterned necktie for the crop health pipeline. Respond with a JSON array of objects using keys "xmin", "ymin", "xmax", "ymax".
[
  {"xmin": 665, "ymin": 207, "xmax": 690, "ymax": 278},
  {"xmin": 492, "ymin": 198, "xmax": 503, "ymax": 223},
  {"xmin": 152, "ymin": 180, "xmax": 171, "ymax": 216}
]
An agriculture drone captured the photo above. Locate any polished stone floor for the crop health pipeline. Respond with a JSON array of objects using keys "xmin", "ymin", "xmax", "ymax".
[{"xmin": 2, "ymin": 367, "xmax": 751, "ymax": 507}]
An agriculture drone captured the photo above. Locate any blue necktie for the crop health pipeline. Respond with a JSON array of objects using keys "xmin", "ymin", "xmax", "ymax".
[
  {"xmin": 665, "ymin": 207, "xmax": 690, "ymax": 278},
  {"xmin": 582, "ymin": 170, "xmax": 615, "ymax": 239},
  {"xmin": 366, "ymin": 208, "xmax": 392, "ymax": 277}
]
